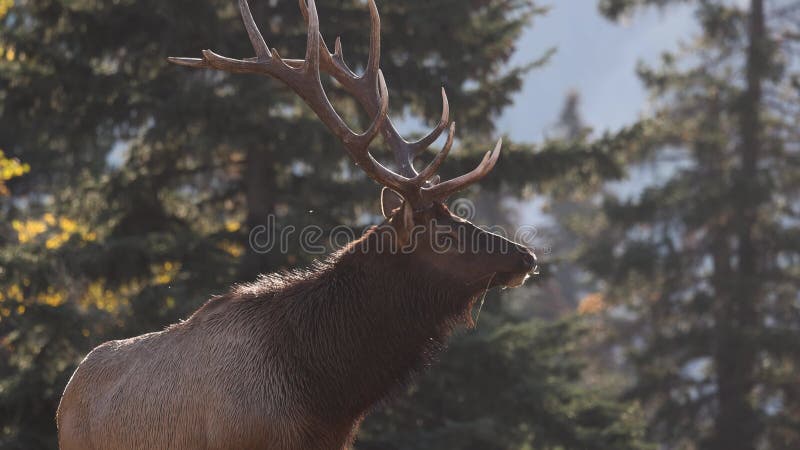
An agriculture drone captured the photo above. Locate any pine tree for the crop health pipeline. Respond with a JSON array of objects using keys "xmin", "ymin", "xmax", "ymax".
[
  {"xmin": 538, "ymin": 91, "xmax": 597, "ymax": 317},
  {"xmin": 1, "ymin": 0, "xmax": 649, "ymax": 447},
  {"xmin": 357, "ymin": 315, "xmax": 650, "ymax": 450},
  {"xmin": 582, "ymin": 1, "xmax": 800, "ymax": 448}
]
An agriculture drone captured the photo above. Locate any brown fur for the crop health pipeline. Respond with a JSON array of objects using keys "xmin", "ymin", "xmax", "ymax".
[{"xmin": 57, "ymin": 205, "xmax": 535, "ymax": 449}]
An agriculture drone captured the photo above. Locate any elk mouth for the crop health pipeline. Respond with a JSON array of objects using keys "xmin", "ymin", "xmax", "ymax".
[{"xmin": 493, "ymin": 271, "xmax": 532, "ymax": 289}]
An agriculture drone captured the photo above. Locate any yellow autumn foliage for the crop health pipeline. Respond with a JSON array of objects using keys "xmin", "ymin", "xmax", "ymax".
[
  {"xmin": 37, "ymin": 288, "xmax": 66, "ymax": 307},
  {"xmin": 0, "ymin": 284, "xmax": 67, "ymax": 322},
  {"xmin": 578, "ymin": 292, "xmax": 606, "ymax": 315},
  {"xmin": 0, "ymin": 0, "xmax": 11, "ymax": 19},
  {"xmin": 218, "ymin": 240, "xmax": 244, "ymax": 258},
  {"xmin": 1, "ymin": 149, "xmax": 30, "ymax": 196},
  {"xmin": 7, "ymin": 284, "xmax": 23, "ymax": 302},
  {"xmin": 12, "ymin": 219, "xmax": 46, "ymax": 243},
  {"xmin": 82, "ymin": 280, "xmax": 125, "ymax": 312},
  {"xmin": 79, "ymin": 278, "xmax": 149, "ymax": 314},
  {"xmin": 152, "ymin": 261, "xmax": 181, "ymax": 285},
  {"xmin": 0, "ymin": 276, "xmax": 143, "ymax": 320},
  {"xmin": 45, "ymin": 231, "xmax": 72, "ymax": 249},
  {"xmin": 3, "ymin": 268, "xmax": 178, "ymax": 319},
  {"xmin": 59, "ymin": 217, "xmax": 78, "ymax": 233},
  {"xmin": 12, "ymin": 214, "xmax": 97, "ymax": 247},
  {"xmin": 224, "ymin": 220, "xmax": 242, "ymax": 233}
]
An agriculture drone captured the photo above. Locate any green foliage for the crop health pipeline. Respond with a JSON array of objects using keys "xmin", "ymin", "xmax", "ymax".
[
  {"xmin": 597, "ymin": 0, "xmax": 682, "ymax": 20},
  {"xmin": 0, "ymin": 0, "xmax": 648, "ymax": 448},
  {"xmin": 578, "ymin": 1, "xmax": 800, "ymax": 449},
  {"xmin": 358, "ymin": 315, "xmax": 650, "ymax": 450}
]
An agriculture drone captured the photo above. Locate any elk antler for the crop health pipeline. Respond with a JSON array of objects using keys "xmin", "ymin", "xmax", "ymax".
[{"xmin": 168, "ymin": 0, "xmax": 502, "ymax": 207}]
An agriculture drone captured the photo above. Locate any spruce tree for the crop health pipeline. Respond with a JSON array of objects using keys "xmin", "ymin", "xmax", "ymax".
[
  {"xmin": 1, "ymin": 0, "xmax": 648, "ymax": 447},
  {"xmin": 357, "ymin": 315, "xmax": 650, "ymax": 450},
  {"xmin": 582, "ymin": 1, "xmax": 800, "ymax": 448}
]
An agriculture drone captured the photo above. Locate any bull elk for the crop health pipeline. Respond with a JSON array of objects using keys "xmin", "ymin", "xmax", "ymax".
[{"xmin": 56, "ymin": 0, "xmax": 537, "ymax": 448}]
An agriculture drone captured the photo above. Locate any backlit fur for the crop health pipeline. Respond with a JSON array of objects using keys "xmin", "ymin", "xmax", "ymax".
[{"xmin": 57, "ymin": 224, "xmax": 485, "ymax": 450}]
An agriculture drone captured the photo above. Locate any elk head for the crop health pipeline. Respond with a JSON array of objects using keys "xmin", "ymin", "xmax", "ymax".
[{"xmin": 169, "ymin": 0, "xmax": 537, "ymax": 290}]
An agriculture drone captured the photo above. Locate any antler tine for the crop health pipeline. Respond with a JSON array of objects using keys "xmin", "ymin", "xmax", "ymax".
[
  {"xmin": 297, "ymin": 0, "xmax": 379, "ymax": 84},
  {"xmin": 328, "ymin": 36, "xmax": 359, "ymax": 78},
  {"xmin": 294, "ymin": 0, "xmax": 450, "ymax": 184},
  {"xmin": 239, "ymin": 0, "xmax": 271, "ymax": 59},
  {"xmin": 298, "ymin": 0, "xmax": 390, "ymax": 157},
  {"xmin": 297, "ymin": 0, "xmax": 358, "ymax": 79},
  {"xmin": 386, "ymin": 88, "xmax": 451, "ymax": 178},
  {"xmin": 303, "ymin": 0, "xmax": 321, "ymax": 76},
  {"xmin": 363, "ymin": 0, "xmax": 381, "ymax": 83},
  {"xmin": 348, "ymin": 71, "xmax": 412, "ymax": 191},
  {"xmin": 422, "ymin": 138, "xmax": 503, "ymax": 201},
  {"xmin": 350, "ymin": 70, "xmax": 390, "ymax": 152},
  {"xmin": 334, "ymin": 37, "xmax": 344, "ymax": 61},
  {"xmin": 167, "ymin": 57, "xmax": 212, "ymax": 68},
  {"xmin": 169, "ymin": 0, "xmax": 503, "ymax": 208},
  {"xmin": 296, "ymin": 1, "xmax": 402, "ymax": 190},
  {"xmin": 414, "ymin": 122, "xmax": 455, "ymax": 183},
  {"xmin": 298, "ymin": 0, "xmax": 309, "ymax": 20},
  {"xmin": 168, "ymin": 0, "xmax": 270, "ymax": 67},
  {"xmin": 410, "ymin": 88, "xmax": 451, "ymax": 156}
]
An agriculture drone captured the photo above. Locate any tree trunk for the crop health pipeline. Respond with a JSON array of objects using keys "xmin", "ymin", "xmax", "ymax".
[
  {"xmin": 239, "ymin": 145, "xmax": 277, "ymax": 281},
  {"xmin": 710, "ymin": 1, "xmax": 765, "ymax": 449}
]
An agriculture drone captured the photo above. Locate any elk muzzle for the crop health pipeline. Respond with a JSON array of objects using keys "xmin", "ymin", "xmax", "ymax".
[{"xmin": 494, "ymin": 243, "xmax": 537, "ymax": 289}]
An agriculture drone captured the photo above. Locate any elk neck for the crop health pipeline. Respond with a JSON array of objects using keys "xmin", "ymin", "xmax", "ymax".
[{"xmin": 251, "ymin": 225, "xmax": 480, "ymax": 424}]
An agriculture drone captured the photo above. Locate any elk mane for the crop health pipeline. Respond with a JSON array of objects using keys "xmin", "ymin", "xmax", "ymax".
[{"xmin": 182, "ymin": 226, "xmax": 479, "ymax": 424}]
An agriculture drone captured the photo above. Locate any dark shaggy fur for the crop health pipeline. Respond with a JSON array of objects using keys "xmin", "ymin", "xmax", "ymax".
[{"xmin": 57, "ymin": 225, "xmax": 486, "ymax": 450}]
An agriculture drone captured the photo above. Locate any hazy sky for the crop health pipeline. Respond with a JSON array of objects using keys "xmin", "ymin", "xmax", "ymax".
[
  {"xmin": 498, "ymin": 3, "xmax": 698, "ymax": 230},
  {"xmin": 498, "ymin": 3, "xmax": 696, "ymax": 141}
]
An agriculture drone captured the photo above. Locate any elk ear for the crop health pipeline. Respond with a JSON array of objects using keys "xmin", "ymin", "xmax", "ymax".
[{"xmin": 380, "ymin": 187, "xmax": 404, "ymax": 218}]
